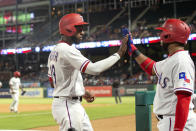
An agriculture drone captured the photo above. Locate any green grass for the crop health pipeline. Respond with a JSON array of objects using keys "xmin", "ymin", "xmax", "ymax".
[
  {"xmin": 0, "ymin": 111, "xmax": 56, "ymax": 129},
  {"xmin": 0, "ymin": 96, "xmax": 135, "ymax": 129},
  {"xmin": 84, "ymin": 97, "xmax": 135, "ymax": 120},
  {"xmin": 0, "ymin": 98, "xmax": 53, "ymax": 104}
]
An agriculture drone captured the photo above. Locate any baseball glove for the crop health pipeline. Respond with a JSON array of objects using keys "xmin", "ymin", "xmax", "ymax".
[{"xmin": 21, "ymin": 90, "xmax": 26, "ymax": 96}]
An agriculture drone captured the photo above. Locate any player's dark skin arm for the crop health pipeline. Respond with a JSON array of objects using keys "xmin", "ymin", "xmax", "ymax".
[
  {"xmin": 83, "ymin": 90, "xmax": 95, "ymax": 103},
  {"xmin": 50, "ymin": 81, "xmax": 54, "ymax": 88},
  {"xmin": 49, "ymin": 78, "xmax": 54, "ymax": 88},
  {"xmin": 117, "ymin": 35, "xmax": 129, "ymax": 58}
]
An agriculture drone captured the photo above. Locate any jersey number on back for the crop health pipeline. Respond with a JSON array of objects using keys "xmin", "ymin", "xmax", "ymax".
[{"xmin": 50, "ymin": 65, "xmax": 56, "ymax": 85}]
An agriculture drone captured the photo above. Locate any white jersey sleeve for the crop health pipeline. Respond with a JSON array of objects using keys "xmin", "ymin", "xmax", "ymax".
[
  {"xmin": 9, "ymin": 77, "xmax": 14, "ymax": 86},
  {"xmin": 48, "ymin": 62, "xmax": 51, "ymax": 77},
  {"xmin": 61, "ymin": 45, "xmax": 120, "ymax": 75},
  {"xmin": 62, "ymin": 45, "xmax": 90, "ymax": 72},
  {"xmin": 9, "ymin": 77, "xmax": 21, "ymax": 93},
  {"xmin": 172, "ymin": 61, "xmax": 194, "ymax": 94},
  {"xmin": 85, "ymin": 53, "xmax": 120, "ymax": 75},
  {"xmin": 47, "ymin": 44, "xmax": 89, "ymax": 77},
  {"xmin": 19, "ymin": 79, "xmax": 21, "ymax": 86}
]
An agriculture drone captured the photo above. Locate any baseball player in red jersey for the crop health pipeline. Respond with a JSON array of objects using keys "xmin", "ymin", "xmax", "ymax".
[
  {"xmin": 128, "ymin": 19, "xmax": 196, "ymax": 131},
  {"xmin": 47, "ymin": 13, "xmax": 128, "ymax": 131}
]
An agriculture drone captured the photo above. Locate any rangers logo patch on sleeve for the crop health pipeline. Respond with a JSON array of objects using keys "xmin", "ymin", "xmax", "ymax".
[{"xmin": 179, "ymin": 72, "xmax": 190, "ymax": 83}]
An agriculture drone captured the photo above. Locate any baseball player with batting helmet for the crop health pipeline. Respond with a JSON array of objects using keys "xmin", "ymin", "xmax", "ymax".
[
  {"xmin": 9, "ymin": 71, "xmax": 23, "ymax": 113},
  {"xmin": 128, "ymin": 19, "xmax": 196, "ymax": 131},
  {"xmin": 47, "ymin": 13, "xmax": 128, "ymax": 131}
]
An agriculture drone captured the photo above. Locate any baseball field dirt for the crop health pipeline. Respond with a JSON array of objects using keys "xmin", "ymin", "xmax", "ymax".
[
  {"xmin": 0, "ymin": 104, "xmax": 135, "ymax": 131},
  {"xmin": 31, "ymin": 115, "xmax": 134, "ymax": 131},
  {"xmin": 30, "ymin": 113, "xmax": 159, "ymax": 131},
  {"xmin": 0, "ymin": 98, "xmax": 160, "ymax": 131}
]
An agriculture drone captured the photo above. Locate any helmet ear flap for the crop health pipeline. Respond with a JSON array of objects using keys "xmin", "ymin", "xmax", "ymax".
[
  {"xmin": 160, "ymin": 31, "xmax": 174, "ymax": 43},
  {"xmin": 64, "ymin": 25, "xmax": 77, "ymax": 36}
]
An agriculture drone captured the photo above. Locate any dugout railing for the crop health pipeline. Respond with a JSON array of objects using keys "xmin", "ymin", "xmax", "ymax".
[{"xmin": 135, "ymin": 90, "xmax": 196, "ymax": 131}]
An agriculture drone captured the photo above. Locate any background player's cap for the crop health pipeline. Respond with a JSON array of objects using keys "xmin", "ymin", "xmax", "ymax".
[
  {"xmin": 59, "ymin": 13, "xmax": 89, "ymax": 37},
  {"xmin": 156, "ymin": 19, "xmax": 191, "ymax": 44},
  {"xmin": 14, "ymin": 71, "xmax": 21, "ymax": 77}
]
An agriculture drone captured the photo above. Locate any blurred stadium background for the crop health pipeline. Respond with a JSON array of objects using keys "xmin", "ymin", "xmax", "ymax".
[{"xmin": 0, "ymin": 0, "xmax": 195, "ymax": 130}]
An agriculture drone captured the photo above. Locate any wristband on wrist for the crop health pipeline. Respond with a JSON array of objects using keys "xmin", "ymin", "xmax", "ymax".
[{"xmin": 132, "ymin": 49, "xmax": 141, "ymax": 58}]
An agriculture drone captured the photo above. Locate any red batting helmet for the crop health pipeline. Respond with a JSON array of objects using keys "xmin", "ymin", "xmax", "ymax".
[
  {"xmin": 156, "ymin": 19, "xmax": 191, "ymax": 44},
  {"xmin": 59, "ymin": 13, "xmax": 88, "ymax": 36},
  {"xmin": 14, "ymin": 71, "xmax": 21, "ymax": 77}
]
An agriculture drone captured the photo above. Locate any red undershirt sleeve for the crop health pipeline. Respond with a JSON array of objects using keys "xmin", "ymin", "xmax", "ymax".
[
  {"xmin": 174, "ymin": 91, "xmax": 191, "ymax": 131},
  {"xmin": 139, "ymin": 57, "xmax": 155, "ymax": 75}
]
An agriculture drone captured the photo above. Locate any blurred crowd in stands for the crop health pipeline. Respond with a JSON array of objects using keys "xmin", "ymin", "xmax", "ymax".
[
  {"xmin": 19, "ymin": 66, "xmax": 157, "ymax": 87},
  {"xmin": 83, "ymin": 71, "xmax": 157, "ymax": 86},
  {"xmin": 83, "ymin": 17, "xmax": 196, "ymax": 42},
  {"xmin": 0, "ymin": 1, "xmax": 196, "ymax": 89},
  {"xmin": 5, "ymin": 0, "xmax": 195, "ymax": 49}
]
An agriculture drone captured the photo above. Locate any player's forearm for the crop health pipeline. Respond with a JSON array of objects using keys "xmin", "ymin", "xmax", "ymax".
[
  {"xmin": 85, "ymin": 53, "xmax": 120, "ymax": 75},
  {"xmin": 19, "ymin": 86, "xmax": 23, "ymax": 91},
  {"xmin": 134, "ymin": 53, "xmax": 148, "ymax": 64},
  {"xmin": 9, "ymin": 85, "xmax": 13, "ymax": 89},
  {"xmin": 133, "ymin": 51, "xmax": 156, "ymax": 75},
  {"xmin": 174, "ymin": 92, "xmax": 191, "ymax": 131},
  {"xmin": 50, "ymin": 81, "xmax": 54, "ymax": 88},
  {"xmin": 48, "ymin": 76, "xmax": 54, "ymax": 88}
]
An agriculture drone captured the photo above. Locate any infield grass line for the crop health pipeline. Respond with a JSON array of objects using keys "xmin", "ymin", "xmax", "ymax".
[{"xmin": 0, "ymin": 112, "xmax": 51, "ymax": 119}]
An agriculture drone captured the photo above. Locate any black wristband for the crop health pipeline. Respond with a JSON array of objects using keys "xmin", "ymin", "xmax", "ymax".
[{"xmin": 132, "ymin": 49, "xmax": 141, "ymax": 58}]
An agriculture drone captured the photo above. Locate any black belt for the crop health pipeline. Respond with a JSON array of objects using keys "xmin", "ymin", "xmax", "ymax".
[
  {"xmin": 157, "ymin": 115, "xmax": 163, "ymax": 119},
  {"xmin": 156, "ymin": 115, "xmax": 163, "ymax": 121},
  {"xmin": 54, "ymin": 96, "xmax": 82, "ymax": 102}
]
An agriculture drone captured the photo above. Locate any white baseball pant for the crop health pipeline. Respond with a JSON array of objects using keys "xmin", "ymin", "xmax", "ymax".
[
  {"xmin": 52, "ymin": 97, "xmax": 93, "ymax": 131},
  {"xmin": 157, "ymin": 110, "xmax": 196, "ymax": 131},
  {"xmin": 10, "ymin": 92, "xmax": 19, "ymax": 112}
]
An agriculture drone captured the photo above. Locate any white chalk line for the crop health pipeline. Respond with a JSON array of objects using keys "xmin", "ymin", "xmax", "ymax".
[{"xmin": 0, "ymin": 112, "xmax": 51, "ymax": 119}]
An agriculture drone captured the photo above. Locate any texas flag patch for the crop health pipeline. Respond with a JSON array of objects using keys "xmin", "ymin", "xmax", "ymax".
[{"xmin": 179, "ymin": 72, "xmax": 190, "ymax": 83}]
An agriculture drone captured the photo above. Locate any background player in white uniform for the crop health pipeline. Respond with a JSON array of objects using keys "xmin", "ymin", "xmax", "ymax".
[
  {"xmin": 47, "ymin": 13, "xmax": 128, "ymax": 131},
  {"xmin": 128, "ymin": 19, "xmax": 196, "ymax": 131},
  {"xmin": 9, "ymin": 71, "xmax": 23, "ymax": 113}
]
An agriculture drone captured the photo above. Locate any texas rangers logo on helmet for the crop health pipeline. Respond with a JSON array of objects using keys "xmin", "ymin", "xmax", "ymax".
[{"xmin": 80, "ymin": 16, "xmax": 84, "ymax": 21}]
